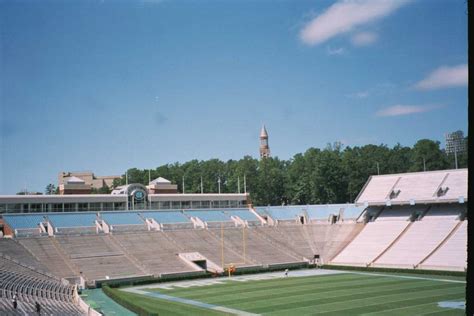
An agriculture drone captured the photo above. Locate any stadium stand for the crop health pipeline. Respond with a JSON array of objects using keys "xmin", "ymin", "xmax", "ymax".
[
  {"xmin": 17, "ymin": 237, "xmax": 80, "ymax": 279},
  {"xmin": 100, "ymin": 211, "xmax": 147, "ymax": 232},
  {"xmin": 0, "ymin": 168, "xmax": 467, "ymax": 301},
  {"xmin": 141, "ymin": 210, "xmax": 191, "ymax": 224},
  {"xmin": 3, "ymin": 214, "xmax": 46, "ymax": 237},
  {"xmin": 54, "ymin": 235, "xmax": 148, "ymax": 282},
  {"xmin": 256, "ymin": 206, "xmax": 305, "ymax": 222},
  {"xmin": 48, "ymin": 213, "xmax": 98, "ymax": 235},
  {"xmin": 330, "ymin": 206, "xmax": 418, "ymax": 266},
  {"xmin": 223, "ymin": 209, "xmax": 260, "ymax": 223},
  {"xmin": 112, "ymin": 231, "xmax": 198, "ymax": 275},
  {"xmin": 0, "ymin": 238, "xmax": 51, "ymax": 273},
  {"xmin": 420, "ymin": 220, "xmax": 467, "ymax": 271},
  {"xmin": 0, "ymin": 256, "xmax": 84, "ymax": 315},
  {"xmin": 184, "ymin": 210, "xmax": 232, "ymax": 222}
]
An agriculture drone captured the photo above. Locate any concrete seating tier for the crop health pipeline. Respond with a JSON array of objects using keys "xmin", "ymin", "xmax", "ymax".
[
  {"xmin": 112, "ymin": 231, "xmax": 195, "ymax": 275},
  {"xmin": 184, "ymin": 210, "xmax": 232, "ymax": 222},
  {"xmin": 305, "ymin": 205, "xmax": 341, "ymax": 220},
  {"xmin": 214, "ymin": 227, "xmax": 301, "ymax": 265},
  {"xmin": 142, "ymin": 210, "xmax": 191, "ymax": 224},
  {"xmin": 331, "ymin": 220, "xmax": 410, "ymax": 265},
  {"xmin": 3, "ymin": 215, "xmax": 46, "ymax": 230},
  {"xmin": 55, "ymin": 235, "xmax": 145, "ymax": 281},
  {"xmin": 256, "ymin": 206, "xmax": 304, "ymax": 221},
  {"xmin": 48, "ymin": 213, "xmax": 97, "ymax": 228},
  {"xmin": 166, "ymin": 229, "xmax": 248, "ymax": 267},
  {"xmin": 0, "ymin": 256, "xmax": 84, "ymax": 315},
  {"xmin": 254, "ymin": 225, "xmax": 316, "ymax": 260},
  {"xmin": 224, "ymin": 209, "xmax": 260, "ymax": 222},
  {"xmin": 110, "ymin": 224, "xmax": 147, "ymax": 232},
  {"xmin": 55, "ymin": 227, "xmax": 97, "ymax": 235},
  {"xmin": 18, "ymin": 237, "xmax": 79, "ymax": 279},
  {"xmin": 162, "ymin": 222, "xmax": 195, "ymax": 230},
  {"xmin": 100, "ymin": 212, "xmax": 144, "ymax": 225},
  {"xmin": 420, "ymin": 220, "xmax": 467, "ymax": 271},
  {"xmin": 0, "ymin": 239, "xmax": 51, "ymax": 273},
  {"xmin": 373, "ymin": 217, "xmax": 459, "ymax": 267}
]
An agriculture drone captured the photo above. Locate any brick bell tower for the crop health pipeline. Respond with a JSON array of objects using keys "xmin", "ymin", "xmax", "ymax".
[{"xmin": 259, "ymin": 125, "xmax": 270, "ymax": 159}]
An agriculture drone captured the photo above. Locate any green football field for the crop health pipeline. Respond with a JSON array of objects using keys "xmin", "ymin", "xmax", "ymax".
[{"xmin": 114, "ymin": 270, "xmax": 466, "ymax": 315}]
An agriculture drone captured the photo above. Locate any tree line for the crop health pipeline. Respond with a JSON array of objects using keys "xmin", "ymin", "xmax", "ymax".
[{"xmin": 105, "ymin": 138, "xmax": 466, "ymax": 206}]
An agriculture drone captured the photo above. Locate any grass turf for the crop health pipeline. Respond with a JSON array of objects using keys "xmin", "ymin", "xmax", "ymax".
[{"xmin": 116, "ymin": 272, "xmax": 465, "ymax": 315}]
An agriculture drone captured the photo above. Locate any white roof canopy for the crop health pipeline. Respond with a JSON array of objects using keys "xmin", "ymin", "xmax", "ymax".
[
  {"xmin": 66, "ymin": 176, "xmax": 86, "ymax": 184},
  {"xmin": 355, "ymin": 169, "xmax": 467, "ymax": 206},
  {"xmin": 150, "ymin": 177, "xmax": 171, "ymax": 184}
]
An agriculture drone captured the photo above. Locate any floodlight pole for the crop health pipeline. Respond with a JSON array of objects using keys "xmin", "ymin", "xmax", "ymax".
[
  {"xmin": 244, "ymin": 175, "xmax": 247, "ymax": 194},
  {"xmin": 454, "ymin": 143, "xmax": 458, "ymax": 169},
  {"xmin": 423, "ymin": 157, "xmax": 426, "ymax": 172},
  {"xmin": 221, "ymin": 222, "xmax": 224, "ymax": 268},
  {"xmin": 237, "ymin": 176, "xmax": 240, "ymax": 194},
  {"xmin": 182, "ymin": 176, "xmax": 185, "ymax": 194},
  {"xmin": 376, "ymin": 162, "xmax": 380, "ymax": 175},
  {"xmin": 218, "ymin": 177, "xmax": 221, "ymax": 194},
  {"xmin": 200, "ymin": 176, "xmax": 203, "ymax": 194}
]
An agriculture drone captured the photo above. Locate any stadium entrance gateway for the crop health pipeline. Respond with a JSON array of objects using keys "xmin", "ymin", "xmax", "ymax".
[{"xmin": 178, "ymin": 252, "xmax": 224, "ymax": 274}]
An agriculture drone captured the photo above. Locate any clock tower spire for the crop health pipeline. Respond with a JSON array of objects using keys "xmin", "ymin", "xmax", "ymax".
[{"xmin": 259, "ymin": 125, "xmax": 270, "ymax": 159}]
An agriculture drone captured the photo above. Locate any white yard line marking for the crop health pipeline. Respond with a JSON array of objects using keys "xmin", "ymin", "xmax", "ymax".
[{"xmin": 344, "ymin": 271, "xmax": 466, "ymax": 284}]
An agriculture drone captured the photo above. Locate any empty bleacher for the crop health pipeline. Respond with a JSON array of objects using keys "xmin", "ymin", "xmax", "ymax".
[
  {"xmin": 214, "ymin": 227, "xmax": 302, "ymax": 265},
  {"xmin": 101, "ymin": 211, "xmax": 147, "ymax": 232},
  {"xmin": 54, "ymin": 235, "xmax": 147, "ymax": 281},
  {"xmin": 256, "ymin": 206, "xmax": 304, "ymax": 222},
  {"xmin": 0, "ymin": 238, "xmax": 50, "ymax": 273},
  {"xmin": 184, "ymin": 210, "xmax": 232, "ymax": 222},
  {"xmin": 48, "ymin": 213, "xmax": 98, "ymax": 235},
  {"xmin": 3, "ymin": 214, "xmax": 46, "ymax": 237},
  {"xmin": 0, "ymin": 256, "xmax": 84, "ymax": 315},
  {"xmin": 112, "ymin": 231, "xmax": 199, "ymax": 275},
  {"xmin": 331, "ymin": 206, "xmax": 418, "ymax": 266},
  {"xmin": 223, "ymin": 209, "xmax": 260, "ymax": 223},
  {"xmin": 420, "ymin": 220, "xmax": 467, "ymax": 271},
  {"xmin": 18, "ymin": 237, "xmax": 79, "ymax": 279},
  {"xmin": 373, "ymin": 220, "xmax": 458, "ymax": 268},
  {"xmin": 165, "ymin": 228, "xmax": 250, "ymax": 267}
]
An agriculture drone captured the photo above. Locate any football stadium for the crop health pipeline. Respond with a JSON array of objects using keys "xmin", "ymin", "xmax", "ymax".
[
  {"xmin": 1, "ymin": 0, "xmax": 469, "ymax": 315},
  {"xmin": 0, "ymin": 168, "xmax": 467, "ymax": 315}
]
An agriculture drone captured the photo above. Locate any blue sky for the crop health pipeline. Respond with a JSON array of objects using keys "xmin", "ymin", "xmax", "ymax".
[{"xmin": 0, "ymin": 0, "xmax": 467, "ymax": 194}]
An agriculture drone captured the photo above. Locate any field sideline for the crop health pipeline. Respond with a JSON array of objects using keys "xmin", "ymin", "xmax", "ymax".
[{"xmin": 114, "ymin": 269, "xmax": 466, "ymax": 315}]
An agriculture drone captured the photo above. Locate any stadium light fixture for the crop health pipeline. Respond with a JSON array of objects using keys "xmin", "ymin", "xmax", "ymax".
[
  {"xmin": 458, "ymin": 196, "xmax": 464, "ymax": 204},
  {"xmin": 385, "ymin": 200, "xmax": 391, "ymax": 207},
  {"xmin": 409, "ymin": 199, "xmax": 415, "ymax": 206}
]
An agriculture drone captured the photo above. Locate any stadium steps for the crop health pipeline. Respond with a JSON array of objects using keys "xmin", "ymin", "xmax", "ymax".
[
  {"xmin": 252, "ymin": 226, "xmax": 308, "ymax": 261},
  {"xmin": 369, "ymin": 221, "xmax": 414, "ymax": 266},
  {"xmin": 50, "ymin": 237, "xmax": 82, "ymax": 276},
  {"xmin": 415, "ymin": 220, "xmax": 464, "ymax": 268},
  {"xmin": 18, "ymin": 238, "xmax": 79, "ymax": 279},
  {"xmin": 328, "ymin": 223, "xmax": 366, "ymax": 262},
  {"xmin": 211, "ymin": 227, "xmax": 301, "ymax": 265},
  {"xmin": 108, "ymin": 233, "xmax": 151, "ymax": 276},
  {"xmin": 189, "ymin": 228, "xmax": 256, "ymax": 266},
  {"xmin": 0, "ymin": 239, "xmax": 51, "ymax": 274}
]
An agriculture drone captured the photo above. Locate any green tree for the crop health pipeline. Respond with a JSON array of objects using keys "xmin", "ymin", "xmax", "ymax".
[
  {"xmin": 45, "ymin": 184, "xmax": 56, "ymax": 195},
  {"xmin": 410, "ymin": 139, "xmax": 449, "ymax": 172}
]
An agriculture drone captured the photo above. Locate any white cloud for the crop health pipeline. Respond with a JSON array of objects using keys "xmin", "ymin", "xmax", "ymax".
[
  {"xmin": 414, "ymin": 64, "xmax": 468, "ymax": 90},
  {"xmin": 299, "ymin": 0, "xmax": 410, "ymax": 46},
  {"xmin": 326, "ymin": 46, "xmax": 345, "ymax": 55},
  {"xmin": 376, "ymin": 104, "xmax": 440, "ymax": 117},
  {"xmin": 351, "ymin": 31, "xmax": 378, "ymax": 46}
]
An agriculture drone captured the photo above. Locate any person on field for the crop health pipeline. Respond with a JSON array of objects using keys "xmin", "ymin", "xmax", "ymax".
[{"xmin": 284, "ymin": 269, "xmax": 289, "ymax": 277}]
